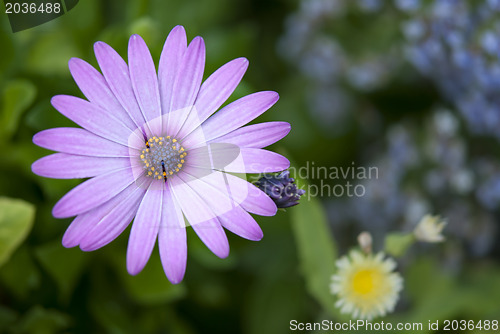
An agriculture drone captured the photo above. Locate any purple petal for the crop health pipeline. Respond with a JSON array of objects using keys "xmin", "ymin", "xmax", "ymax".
[
  {"xmin": 184, "ymin": 143, "xmax": 241, "ymax": 171},
  {"xmin": 159, "ymin": 183, "xmax": 187, "ymax": 284},
  {"xmin": 216, "ymin": 172, "xmax": 277, "ymax": 216},
  {"xmin": 32, "ymin": 153, "xmax": 132, "ymax": 179},
  {"xmin": 191, "ymin": 218, "xmax": 229, "ymax": 259},
  {"xmin": 79, "ymin": 178, "xmax": 149, "ymax": 251},
  {"xmin": 51, "ymin": 95, "xmax": 141, "ymax": 147},
  {"xmin": 223, "ymin": 148, "xmax": 290, "ymax": 173},
  {"xmin": 94, "ymin": 41, "xmax": 149, "ymax": 135},
  {"xmin": 177, "ymin": 57, "xmax": 249, "ymax": 140},
  {"xmin": 52, "ymin": 167, "xmax": 136, "ymax": 218},
  {"xmin": 167, "ymin": 37, "xmax": 205, "ymax": 137},
  {"xmin": 62, "ymin": 179, "xmax": 144, "ymax": 248},
  {"xmin": 177, "ymin": 172, "xmax": 238, "ymax": 218},
  {"xmin": 33, "ymin": 128, "xmax": 134, "ymax": 157},
  {"xmin": 218, "ymin": 207, "xmax": 263, "ymax": 241},
  {"xmin": 185, "ymin": 147, "xmax": 289, "ymax": 174},
  {"xmin": 169, "ymin": 176, "xmax": 219, "ymax": 225},
  {"xmin": 62, "ymin": 215, "xmax": 93, "ymax": 248},
  {"xmin": 158, "ymin": 26, "xmax": 187, "ymax": 116},
  {"xmin": 183, "ymin": 91, "xmax": 279, "ymax": 147},
  {"xmin": 68, "ymin": 58, "xmax": 137, "ymax": 131},
  {"xmin": 209, "ymin": 121, "xmax": 290, "ymax": 149},
  {"xmin": 181, "ymin": 165, "xmax": 276, "ymax": 216},
  {"xmin": 126, "ymin": 182, "xmax": 163, "ymax": 275},
  {"xmin": 128, "ymin": 35, "xmax": 162, "ymax": 134}
]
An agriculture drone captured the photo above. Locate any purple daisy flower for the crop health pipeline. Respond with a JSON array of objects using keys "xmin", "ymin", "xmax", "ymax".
[{"xmin": 32, "ymin": 26, "xmax": 291, "ymax": 284}]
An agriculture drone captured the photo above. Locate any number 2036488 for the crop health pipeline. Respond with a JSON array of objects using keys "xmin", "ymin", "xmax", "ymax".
[
  {"xmin": 5, "ymin": 2, "xmax": 61, "ymax": 14},
  {"xmin": 443, "ymin": 320, "xmax": 498, "ymax": 331}
]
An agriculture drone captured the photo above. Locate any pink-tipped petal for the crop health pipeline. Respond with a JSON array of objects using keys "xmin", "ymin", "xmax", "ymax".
[
  {"xmin": 32, "ymin": 153, "xmax": 132, "ymax": 179},
  {"xmin": 159, "ymin": 26, "xmax": 187, "ymax": 115},
  {"xmin": 209, "ymin": 121, "xmax": 291, "ymax": 149},
  {"xmin": 33, "ymin": 128, "xmax": 134, "ymax": 157},
  {"xmin": 128, "ymin": 35, "xmax": 162, "ymax": 134},
  {"xmin": 126, "ymin": 182, "xmax": 163, "ymax": 275},
  {"xmin": 159, "ymin": 183, "xmax": 187, "ymax": 284}
]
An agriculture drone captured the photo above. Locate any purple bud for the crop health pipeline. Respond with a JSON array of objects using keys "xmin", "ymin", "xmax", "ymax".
[{"xmin": 255, "ymin": 171, "xmax": 306, "ymax": 208}]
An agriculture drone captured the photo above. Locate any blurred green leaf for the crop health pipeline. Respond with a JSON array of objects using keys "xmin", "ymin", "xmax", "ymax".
[
  {"xmin": 384, "ymin": 232, "xmax": 415, "ymax": 257},
  {"xmin": 128, "ymin": 17, "xmax": 160, "ymax": 48},
  {"xmin": 34, "ymin": 240, "xmax": 89, "ymax": 301},
  {"xmin": 12, "ymin": 305, "xmax": 71, "ymax": 334},
  {"xmin": 403, "ymin": 258, "xmax": 500, "ymax": 321},
  {"xmin": 25, "ymin": 30, "xmax": 81, "ymax": 76},
  {"xmin": 0, "ymin": 246, "xmax": 41, "ymax": 300},
  {"xmin": 0, "ymin": 305, "xmax": 18, "ymax": 332},
  {"xmin": 0, "ymin": 80, "xmax": 36, "ymax": 140},
  {"xmin": 109, "ymin": 248, "xmax": 186, "ymax": 305},
  {"xmin": 89, "ymin": 266, "xmax": 137, "ymax": 334},
  {"xmin": 189, "ymin": 228, "xmax": 238, "ymax": 270},
  {"xmin": 244, "ymin": 277, "xmax": 307, "ymax": 334},
  {"xmin": 0, "ymin": 197, "xmax": 35, "ymax": 267},
  {"xmin": 289, "ymin": 174, "xmax": 340, "ymax": 318}
]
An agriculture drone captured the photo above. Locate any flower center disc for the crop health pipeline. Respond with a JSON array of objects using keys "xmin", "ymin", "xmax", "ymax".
[
  {"xmin": 140, "ymin": 136, "xmax": 186, "ymax": 180},
  {"xmin": 352, "ymin": 269, "xmax": 377, "ymax": 295}
]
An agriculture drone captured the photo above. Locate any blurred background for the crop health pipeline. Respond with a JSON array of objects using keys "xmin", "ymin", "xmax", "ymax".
[{"xmin": 1, "ymin": 0, "xmax": 500, "ymax": 333}]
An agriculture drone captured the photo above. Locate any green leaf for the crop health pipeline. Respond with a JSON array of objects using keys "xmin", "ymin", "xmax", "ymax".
[
  {"xmin": 0, "ymin": 246, "xmax": 41, "ymax": 300},
  {"xmin": 0, "ymin": 197, "xmax": 35, "ymax": 267},
  {"xmin": 25, "ymin": 30, "xmax": 81, "ymax": 76},
  {"xmin": 14, "ymin": 305, "xmax": 71, "ymax": 334},
  {"xmin": 109, "ymin": 248, "xmax": 186, "ymax": 305},
  {"xmin": 128, "ymin": 17, "xmax": 160, "ymax": 48},
  {"xmin": 0, "ymin": 305, "xmax": 18, "ymax": 332},
  {"xmin": 289, "ymin": 174, "xmax": 341, "ymax": 318},
  {"xmin": 34, "ymin": 240, "xmax": 89, "ymax": 301},
  {"xmin": 0, "ymin": 80, "xmax": 36, "ymax": 140},
  {"xmin": 244, "ymin": 276, "xmax": 307, "ymax": 334},
  {"xmin": 384, "ymin": 232, "xmax": 415, "ymax": 257}
]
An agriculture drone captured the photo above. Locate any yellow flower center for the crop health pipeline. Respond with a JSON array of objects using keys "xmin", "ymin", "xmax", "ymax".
[
  {"xmin": 352, "ymin": 269, "xmax": 378, "ymax": 295},
  {"xmin": 140, "ymin": 136, "xmax": 186, "ymax": 180}
]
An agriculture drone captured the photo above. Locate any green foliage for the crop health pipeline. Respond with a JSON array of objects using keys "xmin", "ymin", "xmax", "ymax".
[
  {"xmin": 0, "ymin": 80, "xmax": 36, "ymax": 141},
  {"xmin": 0, "ymin": 197, "xmax": 35, "ymax": 267},
  {"xmin": 384, "ymin": 232, "xmax": 415, "ymax": 257},
  {"xmin": 107, "ymin": 248, "xmax": 186, "ymax": 305},
  {"xmin": 34, "ymin": 240, "xmax": 89, "ymax": 302},
  {"xmin": 10, "ymin": 305, "xmax": 71, "ymax": 334},
  {"xmin": 290, "ymin": 174, "xmax": 341, "ymax": 319},
  {"xmin": 0, "ymin": 246, "xmax": 41, "ymax": 300}
]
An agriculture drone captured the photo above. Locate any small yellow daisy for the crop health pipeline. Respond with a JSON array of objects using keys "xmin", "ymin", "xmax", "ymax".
[{"xmin": 330, "ymin": 250, "xmax": 403, "ymax": 320}]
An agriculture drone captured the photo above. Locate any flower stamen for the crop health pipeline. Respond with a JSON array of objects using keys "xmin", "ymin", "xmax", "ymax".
[{"xmin": 140, "ymin": 136, "xmax": 186, "ymax": 180}]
